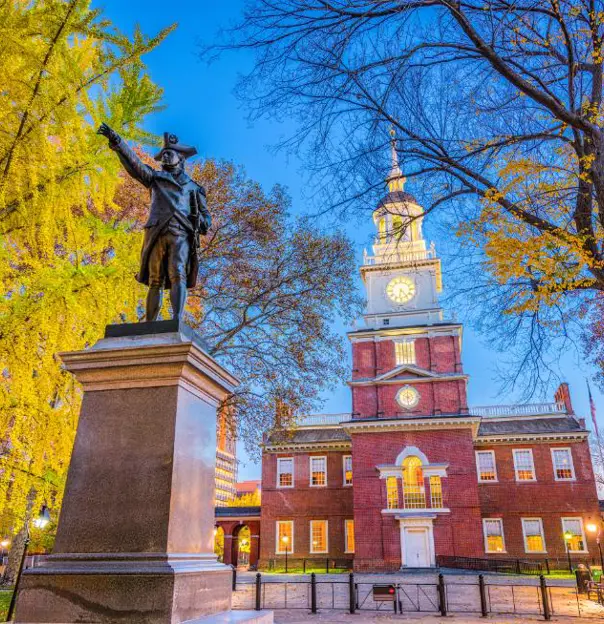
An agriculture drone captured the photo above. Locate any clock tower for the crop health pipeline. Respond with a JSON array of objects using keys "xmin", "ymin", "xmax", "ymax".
[{"xmin": 348, "ymin": 131, "xmax": 469, "ymax": 419}]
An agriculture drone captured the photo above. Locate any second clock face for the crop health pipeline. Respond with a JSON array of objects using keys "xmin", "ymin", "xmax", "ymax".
[{"xmin": 386, "ymin": 276, "xmax": 416, "ymax": 304}]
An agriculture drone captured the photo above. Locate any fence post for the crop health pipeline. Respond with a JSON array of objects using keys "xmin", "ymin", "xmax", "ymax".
[
  {"xmin": 438, "ymin": 573, "xmax": 447, "ymax": 616},
  {"xmin": 545, "ymin": 558, "xmax": 550, "ymax": 575},
  {"xmin": 478, "ymin": 574, "xmax": 488, "ymax": 617},
  {"xmin": 232, "ymin": 566, "xmax": 237, "ymax": 591},
  {"xmin": 255, "ymin": 572, "xmax": 261, "ymax": 611},
  {"xmin": 303, "ymin": 559, "xmax": 306, "ymax": 574},
  {"xmin": 540, "ymin": 575, "xmax": 551, "ymax": 621},
  {"xmin": 349, "ymin": 572, "xmax": 355, "ymax": 614},
  {"xmin": 326, "ymin": 558, "xmax": 329, "ymax": 574},
  {"xmin": 516, "ymin": 559, "xmax": 521, "ymax": 575},
  {"xmin": 311, "ymin": 572, "xmax": 317, "ymax": 614}
]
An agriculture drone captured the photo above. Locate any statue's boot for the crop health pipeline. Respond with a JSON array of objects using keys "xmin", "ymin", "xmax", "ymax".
[
  {"xmin": 146, "ymin": 285, "xmax": 163, "ymax": 321},
  {"xmin": 171, "ymin": 281, "xmax": 187, "ymax": 320}
]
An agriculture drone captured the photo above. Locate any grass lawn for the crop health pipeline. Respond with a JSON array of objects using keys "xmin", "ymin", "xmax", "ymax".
[{"xmin": 0, "ymin": 589, "xmax": 13, "ymax": 619}]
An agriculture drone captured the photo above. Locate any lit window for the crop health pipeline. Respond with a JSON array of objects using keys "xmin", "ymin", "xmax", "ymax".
[
  {"xmin": 310, "ymin": 456, "xmax": 327, "ymax": 487},
  {"xmin": 395, "ymin": 341, "xmax": 416, "ymax": 365},
  {"xmin": 310, "ymin": 520, "xmax": 328, "ymax": 554},
  {"xmin": 378, "ymin": 218, "xmax": 386, "ymax": 240},
  {"xmin": 562, "ymin": 518, "xmax": 587, "ymax": 552},
  {"xmin": 345, "ymin": 520, "xmax": 355, "ymax": 553},
  {"xmin": 522, "ymin": 519, "xmax": 546, "ymax": 553},
  {"xmin": 343, "ymin": 455, "xmax": 353, "ymax": 486},
  {"xmin": 386, "ymin": 476, "xmax": 399, "ymax": 509},
  {"xmin": 483, "ymin": 519, "xmax": 505, "ymax": 553},
  {"xmin": 403, "ymin": 456, "xmax": 426, "ymax": 508},
  {"xmin": 430, "ymin": 476, "xmax": 443, "ymax": 508},
  {"xmin": 277, "ymin": 458, "xmax": 294, "ymax": 488},
  {"xmin": 476, "ymin": 451, "xmax": 497, "ymax": 482},
  {"xmin": 513, "ymin": 449, "xmax": 536, "ymax": 481},
  {"xmin": 552, "ymin": 448, "xmax": 575, "ymax": 480},
  {"xmin": 276, "ymin": 521, "xmax": 293, "ymax": 554}
]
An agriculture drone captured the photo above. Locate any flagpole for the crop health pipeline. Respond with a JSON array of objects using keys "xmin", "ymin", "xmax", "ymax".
[{"xmin": 587, "ymin": 379, "xmax": 604, "ymax": 476}]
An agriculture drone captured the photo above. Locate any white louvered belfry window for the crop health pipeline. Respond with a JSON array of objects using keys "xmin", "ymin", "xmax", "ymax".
[
  {"xmin": 513, "ymin": 449, "xmax": 536, "ymax": 481},
  {"xmin": 395, "ymin": 340, "xmax": 416, "ymax": 365}
]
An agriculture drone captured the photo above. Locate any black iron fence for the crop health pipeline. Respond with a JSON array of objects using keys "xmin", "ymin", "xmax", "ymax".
[
  {"xmin": 437, "ymin": 555, "xmax": 545, "ymax": 575},
  {"xmin": 264, "ymin": 557, "xmax": 353, "ymax": 574},
  {"xmin": 232, "ymin": 571, "xmax": 604, "ymax": 620}
]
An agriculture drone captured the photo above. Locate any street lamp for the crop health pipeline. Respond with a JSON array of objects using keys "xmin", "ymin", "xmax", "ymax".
[
  {"xmin": 6, "ymin": 505, "xmax": 51, "ymax": 622},
  {"xmin": 281, "ymin": 535, "xmax": 289, "ymax": 573},
  {"xmin": 564, "ymin": 530, "xmax": 574, "ymax": 573},
  {"xmin": 586, "ymin": 522, "xmax": 604, "ymax": 572}
]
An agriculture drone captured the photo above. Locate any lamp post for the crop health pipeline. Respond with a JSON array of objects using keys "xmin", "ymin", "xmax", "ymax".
[
  {"xmin": 564, "ymin": 530, "xmax": 573, "ymax": 573},
  {"xmin": 6, "ymin": 505, "xmax": 51, "ymax": 622},
  {"xmin": 282, "ymin": 535, "xmax": 289, "ymax": 573},
  {"xmin": 586, "ymin": 522, "xmax": 604, "ymax": 572}
]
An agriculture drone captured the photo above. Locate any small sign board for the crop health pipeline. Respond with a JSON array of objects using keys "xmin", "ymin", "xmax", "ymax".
[{"xmin": 373, "ymin": 584, "xmax": 396, "ymax": 602}]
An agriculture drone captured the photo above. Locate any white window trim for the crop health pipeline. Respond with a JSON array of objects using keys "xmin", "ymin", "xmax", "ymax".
[
  {"xmin": 513, "ymin": 449, "xmax": 537, "ymax": 482},
  {"xmin": 310, "ymin": 455, "xmax": 328, "ymax": 487},
  {"xmin": 476, "ymin": 450, "xmax": 498, "ymax": 483},
  {"xmin": 561, "ymin": 517, "xmax": 588, "ymax": 554},
  {"xmin": 344, "ymin": 519, "xmax": 355, "ymax": 554},
  {"xmin": 276, "ymin": 521, "xmax": 294, "ymax": 554},
  {"xmin": 343, "ymin": 455, "xmax": 353, "ymax": 486},
  {"xmin": 551, "ymin": 447, "xmax": 576, "ymax": 481},
  {"xmin": 277, "ymin": 457, "xmax": 294, "ymax": 489},
  {"xmin": 521, "ymin": 518, "xmax": 547, "ymax": 554},
  {"xmin": 310, "ymin": 520, "xmax": 329, "ymax": 554},
  {"xmin": 483, "ymin": 518, "xmax": 506, "ymax": 554}
]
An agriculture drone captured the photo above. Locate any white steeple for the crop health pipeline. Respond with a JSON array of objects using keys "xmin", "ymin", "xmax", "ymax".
[{"xmin": 360, "ymin": 128, "xmax": 443, "ymax": 329}]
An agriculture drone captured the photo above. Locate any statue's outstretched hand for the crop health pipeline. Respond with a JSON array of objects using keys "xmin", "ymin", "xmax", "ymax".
[{"xmin": 97, "ymin": 122, "xmax": 120, "ymax": 144}]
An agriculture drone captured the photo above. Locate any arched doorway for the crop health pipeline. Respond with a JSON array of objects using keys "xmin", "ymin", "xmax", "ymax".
[
  {"xmin": 233, "ymin": 524, "xmax": 251, "ymax": 569},
  {"xmin": 214, "ymin": 526, "xmax": 225, "ymax": 563}
]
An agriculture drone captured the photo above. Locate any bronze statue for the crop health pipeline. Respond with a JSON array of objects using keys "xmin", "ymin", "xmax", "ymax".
[{"xmin": 98, "ymin": 124, "xmax": 211, "ymax": 321}]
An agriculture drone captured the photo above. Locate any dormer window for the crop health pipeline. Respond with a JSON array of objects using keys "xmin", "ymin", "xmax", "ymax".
[{"xmin": 395, "ymin": 340, "xmax": 415, "ymax": 365}]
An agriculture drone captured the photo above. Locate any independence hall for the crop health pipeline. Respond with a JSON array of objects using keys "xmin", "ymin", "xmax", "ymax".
[{"xmin": 257, "ymin": 143, "xmax": 601, "ymax": 572}]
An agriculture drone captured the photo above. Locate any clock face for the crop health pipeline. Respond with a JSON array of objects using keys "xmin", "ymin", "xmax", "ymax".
[
  {"xmin": 396, "ymin": 385, "xmax": 419, "ymax": 410},
  {"xmin": 386, "ymin": 276, "xmax": 416, "ymax": 304}
]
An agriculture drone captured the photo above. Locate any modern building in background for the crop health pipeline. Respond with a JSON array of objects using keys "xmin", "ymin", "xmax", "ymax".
[
  {"xmin": 215, "ymin": 409, "xmax": 237, "ymax": 504},
  {"xmin": 258, "ymin": 139, "xmax": 601, "ymax": 571}
]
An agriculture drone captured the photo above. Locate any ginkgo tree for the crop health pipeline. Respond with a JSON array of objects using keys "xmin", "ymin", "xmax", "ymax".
[
  {"xmin": 214, "ymin": 0, "xmax": 604, "ymax": 393},
  {"xmin": 0, "ymin": 0, "xmax": 173, "ymax": 579}
]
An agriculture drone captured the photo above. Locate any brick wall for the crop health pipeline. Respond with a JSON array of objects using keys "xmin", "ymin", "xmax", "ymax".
[
  {"xmin": 259, "ymin": 450, "xmax": 353, "ymax": 566},
  {"xmin": 477, "ymin": 440, "xmax": 600, "ymax": 560},
  {"xmin": 351, "ymin": 428, "xmax": 484, "ymax": 572}
]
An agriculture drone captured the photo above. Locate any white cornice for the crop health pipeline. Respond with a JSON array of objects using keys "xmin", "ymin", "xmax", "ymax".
[
  {"xmin": 377, "ymin": 463, "xmax": 449, "ymax": 479},
  {"xmin": 348, "ymin": 324, "xmax": 462, "ymax": 342},
  {"xmin": 263, "ymin": 441, "xmax": 352, "ymax": 453},
  {"xmin": 342, "ymin": 416, "xmax": 480, "ymax": 436},
  {"xmin": 349, "ymin": 374, "xmax": 468, "ymax": 386},
  {"xmin": 475, "ymin": 432, "xmax": 588, "ymax": 445}
]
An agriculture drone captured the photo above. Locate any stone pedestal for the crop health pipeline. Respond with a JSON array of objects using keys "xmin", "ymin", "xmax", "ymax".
[{"xmin": 15, "ymin": 321, "xmax": 239, "ymax": 623}]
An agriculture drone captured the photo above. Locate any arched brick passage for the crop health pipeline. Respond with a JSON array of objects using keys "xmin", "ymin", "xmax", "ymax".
[{"xmin": 215, "ymin": 511, "xmax": 261, "ymax": 569}]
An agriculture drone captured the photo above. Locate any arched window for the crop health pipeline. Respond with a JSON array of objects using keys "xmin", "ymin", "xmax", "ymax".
[
  {"xmin": 378, "ymin": 218, "xmax": 386, "ymax": 240},
  {"xmin": 402, "ymin": 456, "xmax": 426, "ymax": 508}
]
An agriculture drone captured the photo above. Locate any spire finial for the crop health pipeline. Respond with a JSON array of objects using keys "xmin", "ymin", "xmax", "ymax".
[{"xmin": 386, "ymin": 125, "xmax": 405, "ymax": 191}]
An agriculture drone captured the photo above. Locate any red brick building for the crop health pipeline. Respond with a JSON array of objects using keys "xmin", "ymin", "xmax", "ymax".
[{"xmin": 259, "ymin": 140, "xmax": 601, "ymax": 572}]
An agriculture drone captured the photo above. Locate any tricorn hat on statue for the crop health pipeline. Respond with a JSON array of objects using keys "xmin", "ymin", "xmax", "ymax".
[{"xmin": 154, "ymin": 132, "xmax": 198, "ymax": 161}]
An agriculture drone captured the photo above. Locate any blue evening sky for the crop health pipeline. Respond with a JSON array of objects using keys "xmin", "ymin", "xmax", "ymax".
[{"xmin": 93, "ymin": 0, "xmax": 604, "ymax": 480}]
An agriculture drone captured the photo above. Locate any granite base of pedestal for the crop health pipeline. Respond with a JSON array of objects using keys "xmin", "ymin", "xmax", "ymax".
[{"xmin": 14, "ymin": 554, "xmax": 232, "ymax": 623}]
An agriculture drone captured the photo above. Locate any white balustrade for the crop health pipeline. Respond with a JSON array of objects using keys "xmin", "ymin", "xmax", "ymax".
[{"xmin": 469, "ymin": 402, "xmax": 566, "ymax": 418}]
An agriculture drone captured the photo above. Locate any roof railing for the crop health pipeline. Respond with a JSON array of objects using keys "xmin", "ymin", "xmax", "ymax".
[
  {"xmin": 469, "ymin": 402, "xmax": 566, "ymax": 418},
  {"xmin": 296, "ymin": 413, "xmax": 352, "ymax": 427},
  {"xmin": 363, "ymin": 245, "xmax": 436, "ymax": 266}
]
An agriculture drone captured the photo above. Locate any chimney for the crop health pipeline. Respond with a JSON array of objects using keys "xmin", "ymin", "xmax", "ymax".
[{"xmin": 554, "ymin": 382, "xmax": 574, "ymax": 415}]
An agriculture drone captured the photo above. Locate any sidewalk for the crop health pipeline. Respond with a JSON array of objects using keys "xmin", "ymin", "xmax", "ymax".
[{"xmin": 273, "ymin": 613, "xmax": 593, "ymax": 623}]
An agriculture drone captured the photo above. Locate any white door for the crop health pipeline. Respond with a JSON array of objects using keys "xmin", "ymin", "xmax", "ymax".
[{"xmin": 404, "ymin": 528, "xmax": 429, "ymax": 567}]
